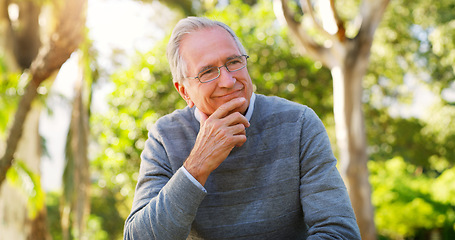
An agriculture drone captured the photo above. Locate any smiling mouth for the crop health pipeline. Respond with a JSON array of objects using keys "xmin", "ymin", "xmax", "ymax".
[{"xmin": 214, "ymin": 88, "xmax": 244, "ymax": 99}]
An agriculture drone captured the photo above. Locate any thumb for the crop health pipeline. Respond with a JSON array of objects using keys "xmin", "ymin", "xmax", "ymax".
[{"xmin": 199, "ymin": 110, "xmax": 209, "ymax": 125}]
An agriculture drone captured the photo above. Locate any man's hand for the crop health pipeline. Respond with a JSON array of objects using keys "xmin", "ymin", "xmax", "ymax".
[{"xmin": 183, "ymin": 97, "xmax": 250, "ymax": 186}]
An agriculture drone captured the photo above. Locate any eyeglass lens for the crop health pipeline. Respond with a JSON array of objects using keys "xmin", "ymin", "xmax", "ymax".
[{"xmin": 198, "ymin": 55, "xmax": 247, "ymax": 83}]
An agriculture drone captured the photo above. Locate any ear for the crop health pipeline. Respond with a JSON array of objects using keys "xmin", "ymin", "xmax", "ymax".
[{"xmin": 174, "ymin": 81, "xmax": 194, "ymax": 108}]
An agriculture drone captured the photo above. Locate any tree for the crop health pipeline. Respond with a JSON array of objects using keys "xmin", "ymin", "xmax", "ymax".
[
  {"xmin": 61, "ymin": 52, "xmax": 91, "ymax": 240},
  {"xmin": 364, "ymin": 0, "xmax": 455, "ymax": 237},
  {"xmin": 0, "ymin": 0, "xmax": 88, "ymax": 190},
  {"xmin": 273, "ymin": 0, "xmax": 391, "ymax": 239},
  {"xmin": 0, "ymin": 0, "xmax": 40, "ymax": 71},
  {"xmin": 0, "ymin": 0, "xmax": 87, "ymax": 239},
  {"xmin": 365, "ymin": 0, "xmax": 455, "ymax": 166}
]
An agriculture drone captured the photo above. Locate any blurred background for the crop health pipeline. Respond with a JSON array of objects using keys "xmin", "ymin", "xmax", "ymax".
[{"xmin": 0, "ymin": 0, "xmax": 454, "ymax": 239}]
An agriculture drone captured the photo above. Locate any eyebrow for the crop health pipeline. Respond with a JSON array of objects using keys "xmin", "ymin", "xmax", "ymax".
[
  {"xmin": 198, "ymin": 64, "xmax": 215, "ymax": 73},
  {"xmin": 197, "ymin": 54, "xmax": 242, "ymax": 73},
  {"xmin": 226, "ymin": 54, "xmax": 242, "ymax": 61}
]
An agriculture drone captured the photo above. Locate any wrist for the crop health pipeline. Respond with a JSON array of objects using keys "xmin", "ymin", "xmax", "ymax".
[{"xmin": 183, "ymin": 158, "xmax": 211, "ymax": 186}]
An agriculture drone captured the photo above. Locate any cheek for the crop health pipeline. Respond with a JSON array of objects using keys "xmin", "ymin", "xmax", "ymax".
[
  {"xmin": 205, "ymin": 97, "xmax": 222, "ymax": 110},
  {"xmin": 195, "ymin": 98, "xmax": 221, "ymax": 116},
  {"xmin": 192, "ymin": 86, "xmax": 217, "ymax": 106}
]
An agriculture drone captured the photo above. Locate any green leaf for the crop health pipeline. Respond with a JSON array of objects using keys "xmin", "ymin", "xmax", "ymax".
[{"xmin": 6, "ymin": 160, "xmax": 45, "ymax": 219}]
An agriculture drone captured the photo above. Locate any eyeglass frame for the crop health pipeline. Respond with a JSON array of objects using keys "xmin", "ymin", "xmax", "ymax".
[{"xmin": 185, "ymin": 55, "xmax": 249, "ymax": 83}]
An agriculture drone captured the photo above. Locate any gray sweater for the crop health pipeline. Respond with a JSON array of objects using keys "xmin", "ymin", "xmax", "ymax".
[{"xmin": 124, "ymin": 94, "xmax": 361, "ymax": 239}]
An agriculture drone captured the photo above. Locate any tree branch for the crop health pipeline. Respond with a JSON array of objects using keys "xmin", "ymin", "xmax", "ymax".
[
  {"xmin": 274, "ymin": 0, "xmax": 331, "ymax": 66},
  {"xmin": 301, "ymin": 0, "xmax": 334, "ymax": 41},
  {"xmin": 0, "ymin": 74, "xmax": 39, "ymax": 185},
  {"xmin": 329, "ymin": 0, "xmax": 346, "ymax": 41},
  {"xmin": 356, "ymin": 0, "xmax": 390, "ymax": 43},
  {"xmin": 0, "ymin": 0, "xmax": 20, "ymax": 71}
]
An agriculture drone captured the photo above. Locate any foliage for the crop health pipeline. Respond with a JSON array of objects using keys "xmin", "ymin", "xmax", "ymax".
[
  {"xmin": 89, "ymin": 36, "xmax": 179, "ymax": 239},
  {"xmin": 6, "ymin": 160, "xmax": 45, "ymax": 218},
  {"xmin": 0, "ymin": 56, "xmax": 22, "ymax": 137},
  {"xmin": 420, "ymin": 99, "xmax": 455, "ymax": 165},
  {"xmin": 138, "ymin": 0, "xmax": 196, "ymax": 16},
  {"xmin": 366, "ymin": 0, "xmax": 455, "ymax": 108},
  {"xmin": 364, "ymin": 2, "xmax": 455, "ymax": 237},
  {"xmin": 364, "ymin": 0, "xmax": 455, "ymax": 168},
  {"xmin": 370, "ymin": 157, "xmax": 455, "ymax": 239},
  {"xmin": 46, "ymin": 191, "xmax": 114, "ymax": 240},
  {"xmin": 365, "ymin": 107, "xmax": 454, "ymax": 170},
  {"xmin": 46, "ymin": 191, "xmax": 63, "ymax": 240}
]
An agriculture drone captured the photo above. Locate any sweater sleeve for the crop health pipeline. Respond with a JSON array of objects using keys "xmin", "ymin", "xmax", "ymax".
[
  {"xmin": 298, "ymin": 108, "xmax": 361, "ymax": 239},
  {"xmin": 123, "ymin": 130, "xmax": 207, "ymax": 240}
]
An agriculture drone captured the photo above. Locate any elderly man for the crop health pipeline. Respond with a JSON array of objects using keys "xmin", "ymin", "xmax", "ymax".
[{"xmin": 124, "ymin": 17, "xmax": 361, "ymax": 239}]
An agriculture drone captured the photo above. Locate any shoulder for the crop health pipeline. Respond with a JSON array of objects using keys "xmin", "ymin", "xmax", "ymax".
[
  {"xmin": 251, "ymin": 94, "xmax": 324, "ymax": 134},
  {"xmin": 253, "ymin": 94, "xmax": 315, "ymax": 121},
  {"xmin": 255, "ymin": 94, "xmax": 307, "ymax": 112},
  {"xmin": 151, "ymin": 107, "xmax": 196, "ymax": 133}
]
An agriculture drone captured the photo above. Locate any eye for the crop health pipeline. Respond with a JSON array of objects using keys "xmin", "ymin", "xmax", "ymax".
[
  {"xmin": 227, "ymin": 58, "xmax": 242, "ymax": 66},
  {"xmin": 198, "ymin": 67, "xmax": 217, "ymax": 78}
]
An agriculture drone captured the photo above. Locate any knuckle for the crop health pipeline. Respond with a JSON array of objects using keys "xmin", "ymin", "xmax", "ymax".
[
  {"xmin": 218, "ymin": 128, "xmax": 228, "ymax": 136},
  {"xmin": 219, "ymin": 103, "xmax": 232, "ymax": 112},
  {"xmin": 233, "ymin": 112, "xmax": 243, "ymax": 119},
  {"xmin": 211, "ymin": 120, "xmax": 222, "ymax": 129},
  {"xmin": 235, "ymin": 124, "xmax": 245, "ymax": 132}
]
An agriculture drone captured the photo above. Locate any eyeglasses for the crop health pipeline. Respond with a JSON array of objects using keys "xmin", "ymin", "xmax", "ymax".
[{"xmin": 187, "ymin": 55, "xmax": 249, "ymax": 83}]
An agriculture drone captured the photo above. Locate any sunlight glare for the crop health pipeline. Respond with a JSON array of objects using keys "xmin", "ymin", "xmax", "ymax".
[{"xmin": 319, "ymin": 0, "xmax": 338, "ymax": 35}]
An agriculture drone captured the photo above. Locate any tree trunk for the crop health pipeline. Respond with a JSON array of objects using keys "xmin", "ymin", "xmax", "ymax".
[
  {"xmin": 12, "ymin": 0, "xmax": 41, "ymax": 69},
  {"xmin": 273, "ymin": 0, "xmax": 391, "ymax": 239},
  {"xmin": 0, "ymin": 183, "xmax": 30, "ymax": 240},
  {"xmin": 0, "ymin": 0, "xmax": 88, "ymax": 187},
  {"xmin": 332, "ymin": 40, "xmax": 376, "ymax": 240},
  {"xmin": 0, "ymin": 0, "xmax": 19, "ymax": 71},
  {"xmin": 0, "ymin": 106, "xmax": 49, "ymax": 240},
  {"xmin": 28, "ymin": 207, "xmax": 51, "ymax": 240},
  {"xmin": 0, "ymin": 0, "xmax": 87, "ymax": 238},
  {"xmin": 61, "ymin": 55, "xmax": 90, "ymax": 240},
  {"xmin": 0, "ymin": 76, "xmax": 41, "ymax": 186},
  {"xmin": 0, "ymin": 0, "xmax": 41, "ymax": 70}
]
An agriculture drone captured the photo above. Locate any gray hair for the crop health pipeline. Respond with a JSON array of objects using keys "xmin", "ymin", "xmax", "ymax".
[{"xmin": 166, "ymin": 17, "xmax": 247, "ymax": 84}]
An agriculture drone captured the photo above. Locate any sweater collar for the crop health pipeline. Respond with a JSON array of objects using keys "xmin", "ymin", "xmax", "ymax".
[{"xmin": 194, "ymin": 93, "xmax": 256, "ymax": 122}]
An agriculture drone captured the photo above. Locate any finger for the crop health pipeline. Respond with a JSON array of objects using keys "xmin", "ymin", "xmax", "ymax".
[
  {"xmin": 228, "ymin": 123, "xmax": 247, "ymax": 136},
  {"xmin": 223, "ymin": 111, "xmax": 250, "ymax": 129},
  {"xmin": 224, "ymin": 124, "xmax": 247, "ymax": 147},
  {"xmin": 210, "ymin": 97, "xmax": 246, "ymax": 120},
  {"xmin": 232, "ymin": 134, "xmax": 247, "ymax": 147},
  {"xmin": 199, "ymin": 110, "xmax": 209, "ymax": 126}
]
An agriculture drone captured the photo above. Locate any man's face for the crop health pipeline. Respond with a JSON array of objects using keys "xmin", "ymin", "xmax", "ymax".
[{"xmin": 175, "ymin": 26, "xmax": 253, "ymax": 116}]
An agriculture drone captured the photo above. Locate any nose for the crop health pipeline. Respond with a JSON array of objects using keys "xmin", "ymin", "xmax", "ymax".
[{"xmin": 217, "ymin": 66, "xmax": 236, "ymax": 88}]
